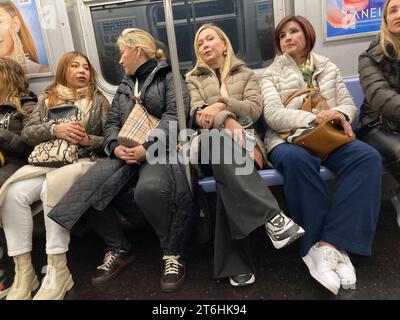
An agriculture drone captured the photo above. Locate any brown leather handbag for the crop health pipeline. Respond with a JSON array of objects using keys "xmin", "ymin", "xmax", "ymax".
[{"xmin": 281, "ymin": 88, "xmax": 355, "ymax": 159}]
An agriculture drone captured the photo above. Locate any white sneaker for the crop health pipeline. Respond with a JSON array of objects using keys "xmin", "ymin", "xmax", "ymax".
[
  {"xmin": 265, "ymin": 212, "xmax": 305, "ymax": 249},
  {"xmin": 336, "ymin": 251, "xmax": 356, "ymax": 290},
  {"xmin": 302, "ymin": 244, "xmax": 341, "ymax": 295},
  {"xmin": 229, "ymin": 273, "xmax": 255, "ymax": 287}
]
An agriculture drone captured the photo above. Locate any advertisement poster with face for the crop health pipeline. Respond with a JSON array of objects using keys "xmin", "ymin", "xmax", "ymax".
[
  {"xmin": 324, "ymin": 0, "xmax": 386, "ymax": 40},
  {"xmin": 0, "ymin": 0, "xmax": 50, "ymax": 77}
]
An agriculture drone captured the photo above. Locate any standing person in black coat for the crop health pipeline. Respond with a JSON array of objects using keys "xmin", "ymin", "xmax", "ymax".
[
  {"xmin": 358, "ymin": 0, "xmax": 400, "ymax": 225},
  {"xmin": 0, "ymin": 57, "xmax": 36, "ymax": 299},
  {"xmin": 48, "ymin": 28, "xmax": 192, "ymax": 293}
]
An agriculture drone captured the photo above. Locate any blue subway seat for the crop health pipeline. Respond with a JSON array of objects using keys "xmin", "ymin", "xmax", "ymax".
[
  {"xmin": 199, "ymin": 166, "xmax": 337, "ymax": 193},
  {"xmin": 198, "ymin": 77, "xmax": 368, "ymax": 193},
  {"xmin": 344, "ymin": 77, "xmax": 364, "ymax": 109}
]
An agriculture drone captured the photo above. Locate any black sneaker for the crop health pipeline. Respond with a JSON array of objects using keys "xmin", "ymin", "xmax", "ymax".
[
  {"xmin": 265, "ymin": 212, "xmax": 305, "ymax": 249},
  {"xmin": 229, "ymin": 273, "xmax": 255, "ymax": 287},
  {"xmin": 91, "ymin": 247, "xmax": 136, "ymax": 286},
  {"xmin": 160, "ymin": 255, "xmax": 186, "ymax": 293}
]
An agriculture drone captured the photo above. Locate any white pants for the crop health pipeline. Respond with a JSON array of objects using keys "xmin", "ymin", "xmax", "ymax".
[{"xmin": 0, "ymin": 176, "xmax": 70, "ymax": 257}]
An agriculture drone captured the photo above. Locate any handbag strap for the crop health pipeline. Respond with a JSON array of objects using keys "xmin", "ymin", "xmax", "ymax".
[
  {"xmin": 133, "ymin": 67, "xmax": 160, "ymax": 124},
  {"xmin": 134, "ymin": 78, "xmax": 140, "ymax": 100},
  {"xmin": 283, "ymin": 88, "xmax": 314, "ymax": 107},
  {"xmin": 133, "ymin": 66, "xmax": 159, "ymax": 99}
]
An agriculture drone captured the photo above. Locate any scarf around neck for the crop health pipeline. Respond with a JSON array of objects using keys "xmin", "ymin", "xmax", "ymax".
[
  {"xmin": 214, "ymin": 68, "xmax": 229, "ymax": 98},
  {"xmin": 298, "ymin": 55, "xmax": 314, "ymax": 88},
  {"xmin": 55, "ymin": 84, "xmax": 88, "ymax": 103},
  {"xmin": 50, "ymin": 85, "xmax": 92, "ymax": 124}
]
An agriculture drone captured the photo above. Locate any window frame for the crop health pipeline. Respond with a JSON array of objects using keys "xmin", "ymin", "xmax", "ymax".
[{"xmin": 77, "ymin": 0, "xmax": 288, "ymax": 95}]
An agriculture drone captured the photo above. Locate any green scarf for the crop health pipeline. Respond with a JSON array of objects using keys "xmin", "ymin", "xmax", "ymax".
[{"xmin": 298, "ymin": 55, "xmax": 314, "ymax": 88}]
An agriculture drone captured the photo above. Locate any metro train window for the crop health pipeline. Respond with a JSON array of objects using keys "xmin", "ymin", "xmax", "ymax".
[{"xmin": 89, "ymin": 0, "xmax": 275, "ymax": 86}]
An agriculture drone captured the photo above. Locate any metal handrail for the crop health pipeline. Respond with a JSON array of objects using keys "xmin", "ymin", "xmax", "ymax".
[{"xmin": 162, "ymin": 0, "xmax": 192, "ymax": 192}]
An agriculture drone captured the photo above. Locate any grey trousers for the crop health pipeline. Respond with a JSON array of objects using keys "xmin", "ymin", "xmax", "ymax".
[{"xmin": 204, "ymin": 132, "xmax": 281, "ymax": 278}]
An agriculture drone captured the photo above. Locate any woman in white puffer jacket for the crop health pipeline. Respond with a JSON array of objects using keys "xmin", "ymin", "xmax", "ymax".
[{"xmin": 261, "ymin": 15, "xmax": 382, "ymax": 296}]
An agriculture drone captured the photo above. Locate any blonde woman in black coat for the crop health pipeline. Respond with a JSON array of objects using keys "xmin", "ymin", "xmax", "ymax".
[{"xmin": 358, "ymin": 0, "xmax": 400, "ymax": 225}]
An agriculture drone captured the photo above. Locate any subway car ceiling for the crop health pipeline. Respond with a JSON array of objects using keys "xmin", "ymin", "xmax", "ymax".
[{"xmin": 30, "ymin": 0, "xmax": 375, "ymax": 99}]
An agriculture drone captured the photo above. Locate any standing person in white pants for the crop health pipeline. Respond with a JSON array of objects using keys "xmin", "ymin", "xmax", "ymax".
[{"xmin": 0, "ymin": 51, "xmax": 109, "ymax": 300}]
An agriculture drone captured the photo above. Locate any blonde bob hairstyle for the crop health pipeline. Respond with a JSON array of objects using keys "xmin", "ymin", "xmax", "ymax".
[
  {"xmin": 187, "ymin": 23, "xmax": 239, "ymax": 82},
  {"xmin": 381, "ymin": 0, "xmax": 400, "ymax": 60},
  {"xmin": 116, "ymin": 28, "xmax": 166, "ymax": 61}
]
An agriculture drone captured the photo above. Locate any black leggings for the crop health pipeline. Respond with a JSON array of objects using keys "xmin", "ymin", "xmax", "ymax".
[
  {"xmin": 359, "ymin": 124, "xmax": 400, "ymax": 183},
  {"xmin": 86, "ymin": 163, "xmax": 188, "ymax": 255}
]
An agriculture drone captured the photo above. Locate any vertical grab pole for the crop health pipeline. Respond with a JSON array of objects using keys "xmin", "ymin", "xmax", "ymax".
[
  {"xmin": 162, "ymin": 0, "xmax": 192, "ymax": 192},
  {"xmin": 282, "ymin": 0, "xmax": 287, "ymax": 16}
]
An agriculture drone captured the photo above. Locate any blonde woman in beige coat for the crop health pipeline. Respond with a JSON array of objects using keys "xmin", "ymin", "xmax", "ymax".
[{"xmin": 186, "ymin": 24, "xmax": 304, "ymax": 288}]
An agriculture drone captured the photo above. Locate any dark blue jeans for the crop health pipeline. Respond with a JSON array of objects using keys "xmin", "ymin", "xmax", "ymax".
[{"xmin": 269, "ymin": 140, "xmax": 382, "ymax": 257}]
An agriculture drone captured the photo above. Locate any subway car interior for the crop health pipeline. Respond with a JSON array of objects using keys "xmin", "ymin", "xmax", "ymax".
[{"xmin": 0, "ymin": 0, "xmax": 400, "ymax": 302}]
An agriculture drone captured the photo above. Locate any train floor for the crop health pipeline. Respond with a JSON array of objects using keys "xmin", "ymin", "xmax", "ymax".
[{"xmin": 2, "ymin": 187, "xmax": 400, "ymax": 301}]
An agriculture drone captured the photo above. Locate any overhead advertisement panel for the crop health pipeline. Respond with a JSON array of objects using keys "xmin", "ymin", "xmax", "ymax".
[
  {"xmin": 0, "ymin": 0, "xmax": 51, "ymax": 77},
  {"xmin": 324, "ymin": 0, "xmax": 386, "ymax": 41}
]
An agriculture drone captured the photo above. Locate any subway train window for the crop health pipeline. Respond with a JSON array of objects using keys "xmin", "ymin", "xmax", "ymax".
[{"xmin": 88, "ymin": 0, "xmax": 275, "ymax": 86}]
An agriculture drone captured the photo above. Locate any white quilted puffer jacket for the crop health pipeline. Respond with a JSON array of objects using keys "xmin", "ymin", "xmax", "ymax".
[{"xmin": 261, "ymin": 52, "xmax": 357, "ymax": 153}]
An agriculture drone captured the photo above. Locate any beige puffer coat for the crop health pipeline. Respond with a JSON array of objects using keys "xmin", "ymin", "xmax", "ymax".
[
  {"xmin": 261, "ymin": 52, "xmax": 357, "ymax": 153},
  {"xmin": 186, "ymin": 57, "xmax": 263, "ymax": 129},
  {"xmin": 186, "ymin": 57, "xmax": 267, "ymax": 162}
]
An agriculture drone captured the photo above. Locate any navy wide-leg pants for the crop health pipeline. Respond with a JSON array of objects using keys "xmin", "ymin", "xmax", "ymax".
[{"xmin": 269, "ymin": 140, "xmax": 382, "ymax": 257}]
